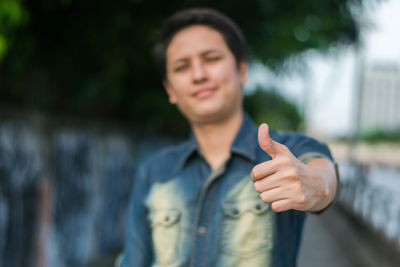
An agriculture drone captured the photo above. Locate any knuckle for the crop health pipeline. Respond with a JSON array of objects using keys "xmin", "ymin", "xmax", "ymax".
[
  {"xmin": 253, "ymin": 181, "xmax": 262, "ymax": 193},
  {"xmin": 260, "ymin": 192, "xmax": 269, "ymax": 203},
  {"xmin": 282, "ymin": 156, "xmax": 292, "ymax": 166},
  {"xmin": 271, "ymin": 202, "xmax": 282, "ymax": 212},
  {"xmin": 287, "ymin": 169, "xmax": 297, "ymax": 179},
  {"xmin": 251, "ymin": 168, "xmax": 259, "ymax": 180},
  {"xmin": 275, "ymin": 157, "xmax": 286, "ymax": 167},
  {"xmin": 271, "ymin": 203, "xmax": 279, "ymax": 212},
  {"xmin": 293, "ymin": 181, "xmax": 302, "ymax": 192},
  {"xmin": 297, "ymin": 193, "xmax": 306, "ymax": 205}
]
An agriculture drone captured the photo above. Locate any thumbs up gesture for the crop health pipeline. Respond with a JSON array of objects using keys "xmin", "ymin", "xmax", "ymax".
[{"xmin": 251, "ymin": 123, "xmax": 335, "ymax": 212}]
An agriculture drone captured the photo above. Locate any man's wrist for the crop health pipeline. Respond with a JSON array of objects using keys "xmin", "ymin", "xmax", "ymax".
[{"xmin": 304, "ymin": 158, "xmax": 338, "ymax": 212}]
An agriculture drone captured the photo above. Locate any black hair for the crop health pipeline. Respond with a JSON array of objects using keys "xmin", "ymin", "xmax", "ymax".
[{"xmin": 154, "ymin": 8, "xmax": 248, "ymax": 81}]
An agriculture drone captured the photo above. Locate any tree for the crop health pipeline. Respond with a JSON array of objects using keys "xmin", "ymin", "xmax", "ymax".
[
  {"xmin": 244, "ymin": 88, "xmax": 303, "ymax": 131},
  {"xmin": 0, "ymin": 0, "xmax": 364, "ymax": 136},
  {"xmin": 0, "ymin": 0, "xmax": 28, "ymax": 60}
]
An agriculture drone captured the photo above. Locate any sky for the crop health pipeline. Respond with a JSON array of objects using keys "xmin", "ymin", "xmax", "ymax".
[
  {"xmin": 365, "ymin": 0, "xmax": 400, "ymax": 63},
  {"xmin": 246, "ymin": 0, "xmax": 400, "ymax": 138}
]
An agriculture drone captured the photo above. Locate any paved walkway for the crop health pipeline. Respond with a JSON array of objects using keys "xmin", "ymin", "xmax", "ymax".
[{"xmin": 298, "ymin": 205, "xmax": 399, "ymax": 267}]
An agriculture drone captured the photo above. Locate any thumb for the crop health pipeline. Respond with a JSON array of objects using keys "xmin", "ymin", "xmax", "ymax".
[{"xmin": 258, "ymin": 123, "xmax": 288, "ymax": 158}]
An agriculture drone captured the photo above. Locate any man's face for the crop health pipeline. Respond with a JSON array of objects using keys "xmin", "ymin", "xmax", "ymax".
[{"xmin": 164, "ymin": 25, "xmax": 247, "ymax": 125}]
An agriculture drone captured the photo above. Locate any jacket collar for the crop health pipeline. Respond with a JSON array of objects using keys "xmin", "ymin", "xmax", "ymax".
[
  {"xmin": 230, "ymin": 112, "xmax": 257, "ymax": 162},
  {"xmin": 175, "ymin": 112, "xmax": 257, "ymax": 173}
]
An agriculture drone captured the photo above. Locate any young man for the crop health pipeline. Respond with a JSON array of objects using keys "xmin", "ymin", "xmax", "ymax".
[{"xmin": 121, "ymin": 8, "xmax": 337, "ymax": 267}]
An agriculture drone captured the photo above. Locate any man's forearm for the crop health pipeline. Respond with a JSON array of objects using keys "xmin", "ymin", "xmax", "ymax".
[{"xmin": 305, "ymin": 158, "xmax": 338, "ymax": 212}]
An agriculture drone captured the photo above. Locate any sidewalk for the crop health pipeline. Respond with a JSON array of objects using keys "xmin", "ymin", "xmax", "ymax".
[{"xmin": 298, "ymin": 205, "xmax": 399, "ymax": 267}]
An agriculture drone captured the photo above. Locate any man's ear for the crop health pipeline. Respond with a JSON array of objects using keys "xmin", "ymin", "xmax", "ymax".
[
  {"xmin": 163, "ymin": 80, "xmax": 177, "ymax": 104},
  {"xmin": 239, "ymin": 61, "xmax": 248, "ymax": 85}
]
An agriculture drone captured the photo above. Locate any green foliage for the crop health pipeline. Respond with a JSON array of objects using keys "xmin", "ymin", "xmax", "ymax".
[
  {"xmin": 0, "ymin": 0, "xmax": 364, "ymax": 136},
  {"xmin": 0, "ymin": 36, "xmax": 7, "ymax": 60},
  {"xmin": 359, "ymin": 128, "xmax": 400, "ymax": 143},
  {"xmin": 0, "ymin": 0, "xmax": 28, "ymax": 60},
  {"xmin": 244, "ymin": 88, "xmax": 303, "ymax": 131}
]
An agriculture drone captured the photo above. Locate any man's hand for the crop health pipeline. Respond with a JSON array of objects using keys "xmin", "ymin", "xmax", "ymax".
[{"xmin": 251, "ymin": 123, "xmax": 337, "ymax": 212}]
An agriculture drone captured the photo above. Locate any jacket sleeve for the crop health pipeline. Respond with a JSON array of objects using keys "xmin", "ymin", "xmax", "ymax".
[
  {"xmin": 120, "ymin": 165, "xmax": 153, "ymax": 267},
  {"xmin": 284, "ymin": 133, "xmax": 334, "ymax": 161}
]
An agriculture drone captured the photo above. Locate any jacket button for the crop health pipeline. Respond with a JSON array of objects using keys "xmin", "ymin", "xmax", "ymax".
[{"xmin": 198, "ymin": 226, "xmax": 207, "ymax": 235}]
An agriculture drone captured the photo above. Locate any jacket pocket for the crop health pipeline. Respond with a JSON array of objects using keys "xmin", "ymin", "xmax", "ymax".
[
  {"xmin": 220, "ymin": 197, "xmax": 273, "ymax": 257},
  {"xmin": 149, "ymin": 209, "xmax": 181, "ymax": 265}
]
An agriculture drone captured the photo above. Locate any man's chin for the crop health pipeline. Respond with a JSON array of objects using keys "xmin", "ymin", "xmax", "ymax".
[{"xmin": 188, "ymin": 110, "xmax": 234, "ymax": 125}]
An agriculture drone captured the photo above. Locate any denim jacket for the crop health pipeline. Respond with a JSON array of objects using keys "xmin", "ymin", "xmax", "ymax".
[{"xmin": 121, "ymin": 114, "xmax": 333, "ymax": 267}]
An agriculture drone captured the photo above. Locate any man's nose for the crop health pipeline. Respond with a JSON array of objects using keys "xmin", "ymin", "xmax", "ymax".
[{"xmin": 191, "ymin": 61, "xmax": 208, "ymax": 84}]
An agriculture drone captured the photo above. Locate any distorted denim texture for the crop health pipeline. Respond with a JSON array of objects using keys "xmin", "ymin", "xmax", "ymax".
[{"xmin": 122, "ymin": 113, "xmax": 333, "ymax": 267}]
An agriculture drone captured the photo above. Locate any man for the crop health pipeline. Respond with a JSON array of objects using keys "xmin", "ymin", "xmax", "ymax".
[{"xmin": 121, "ymin": 8, "xmax": 337, "ymax": 267}]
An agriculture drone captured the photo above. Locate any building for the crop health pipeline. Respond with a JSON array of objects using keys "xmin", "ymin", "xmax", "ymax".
[{"xmin": 360, "ymin": 63, "xmax": 400, "ymax": 133}]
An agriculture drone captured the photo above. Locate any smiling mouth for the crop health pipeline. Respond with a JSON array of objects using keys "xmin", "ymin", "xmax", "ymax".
[{"xmin": 193, "ymin": 87, "xmax": 217, "ymax": 98}]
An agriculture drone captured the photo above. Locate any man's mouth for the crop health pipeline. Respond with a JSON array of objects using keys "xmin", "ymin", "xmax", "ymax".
[{"xmin": 193, "ymin": 87, "xmax": 217, "ymax": 98}]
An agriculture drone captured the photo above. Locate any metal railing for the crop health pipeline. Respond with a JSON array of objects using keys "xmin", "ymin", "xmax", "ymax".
[{"xmin": 338, "ymin": 162, "xmax": 400, "ymax": 243}]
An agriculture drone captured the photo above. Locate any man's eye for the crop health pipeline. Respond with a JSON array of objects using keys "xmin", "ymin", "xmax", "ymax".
[
  {"xmin": 174, "ymin": 65, "xmax": 188, "ymax": 72},
  {"xmin": 205, "ymin": 56, "xmax": 221, "ymax": 62}
]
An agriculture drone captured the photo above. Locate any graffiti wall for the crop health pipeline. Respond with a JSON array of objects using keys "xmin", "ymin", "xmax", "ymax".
[{"xmin": 0, "ymin": 115, "xmax": 174, "ymax": 267}]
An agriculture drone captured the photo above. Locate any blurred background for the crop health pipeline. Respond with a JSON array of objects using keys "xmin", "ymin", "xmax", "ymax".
[{"xmin": 0, "ymin": 0, "xmax": 399, "ymax": 266}]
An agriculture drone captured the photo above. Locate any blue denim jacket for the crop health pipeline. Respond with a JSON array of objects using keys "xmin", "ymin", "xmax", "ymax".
[{"xmin": 121, "ymin": 114, "xmax": 333, "ymax": 267}]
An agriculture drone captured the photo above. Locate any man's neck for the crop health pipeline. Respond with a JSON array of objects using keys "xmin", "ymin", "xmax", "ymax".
[{"xmin": 192, "ymin": 111, "xmax": 243, "ymax": 170}]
